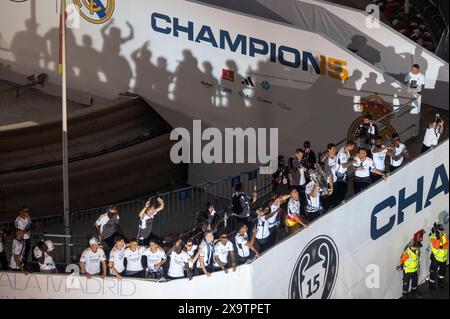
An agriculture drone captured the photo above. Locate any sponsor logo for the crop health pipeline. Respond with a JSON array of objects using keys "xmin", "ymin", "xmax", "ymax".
[
  {"xmin": 261, "ymin": 80, "xmax": 271, "ymax": 90},
  {"xmin": 222, "ymin": 68, "xmax": 235, "ymax": 82},
  {"xmin": 218, "ymin": 85, "xmax": 232, "ymax": 94},
  {"xmin": 289, "ymin": 235, "xmax": 339, "ymax": 299},
  {"xmin": 241, "ymin": 76, "xmax": 255, "ymax": 88},
  {"xmin": 238, "ymin": 90, "xmax": 251, "ymax": 98},
  {"xmin": 151, "ymin": 12, "xmax": 350, "ymax": 80},
  {"xmin": 257, "ymin": 97, "xmax": 272, "ymax": 104},
  {"xmin": 73, "ymin": 0, "xmax": 115, "ymax": 25},
  {"xmin": 200, "ymin": 81, "xmax": 214, "ymax": 89},
  {"xmin": 277, "ymin": 102, "xmax": 291, "ymax": 110}
]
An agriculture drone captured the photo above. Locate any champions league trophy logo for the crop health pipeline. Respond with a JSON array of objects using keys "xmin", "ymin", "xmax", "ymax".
[{"xmin": 289, "ymin": 236, "xmax": 339, "ymax": 299}]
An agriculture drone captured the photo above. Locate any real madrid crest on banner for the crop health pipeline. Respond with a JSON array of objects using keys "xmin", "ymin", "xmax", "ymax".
[
  {"xmin": 289, "ymin": 235, "xmax": 339, "ymax": 299},
  {"xmin": 73, "ymin": 0, "xmax": 115, "ymax": 24}
]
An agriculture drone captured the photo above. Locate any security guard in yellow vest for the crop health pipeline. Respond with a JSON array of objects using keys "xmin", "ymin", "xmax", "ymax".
[
  {"xmin": 397, "ymin": 241, "xmax": 421, "ymax": 298},
  {"xmin": 429, "ymin": 223, "xmax": 448, "ymax": 291}
]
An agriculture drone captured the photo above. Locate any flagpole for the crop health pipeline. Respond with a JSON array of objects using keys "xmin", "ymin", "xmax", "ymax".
[{"xmin": 61, "ymin": 0, "xmax": 71, "ymax": 264}]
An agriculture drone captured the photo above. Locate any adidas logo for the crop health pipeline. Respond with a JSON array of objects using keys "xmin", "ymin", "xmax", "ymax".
[{"xmin": 241, "ymin": 77, "xmax": 255, "ymax": 87}]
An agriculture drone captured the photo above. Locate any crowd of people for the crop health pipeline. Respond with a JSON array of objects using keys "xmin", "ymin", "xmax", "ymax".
[{"xmin": 0, "ymin": 111, "xmax": 445, "ymax": 281}]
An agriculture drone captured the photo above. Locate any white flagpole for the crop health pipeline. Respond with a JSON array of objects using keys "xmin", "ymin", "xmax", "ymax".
[{"xmin": 61, "ymin": 0, "xmax": 71, "ymax": 264}]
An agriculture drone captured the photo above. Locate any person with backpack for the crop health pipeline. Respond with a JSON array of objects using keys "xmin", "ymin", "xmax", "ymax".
[{"xmin": 231, "ymin": 183, "xmax": 257, "ymax": 229}]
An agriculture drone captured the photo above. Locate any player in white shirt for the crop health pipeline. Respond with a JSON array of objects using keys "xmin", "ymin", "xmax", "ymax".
[
  {"xmin": 334, "ymin": 141, "xmax": 356, "ymax": 205},
  {"xmin": 33, "ymin": 240, "xmax": 57, "ymax": 273},
  {"xmin": 184, "ymin": 239, "xmax": 199, "ymax": 272},
  {"xmin": 371, "ymin": 136, "xmax": 395, "ymax": 183},
  {"xmin": 213, "ymin": 231, "xmax": 237, "ymax": 273},
  {"xmin": 235, "ymin": 223, "xmax": 260, "ymax": 264},
  {"xmin": 79, "ymin": 237, "xmax": 107, "ymax": 278},
  {"xmin": 15, "ymin": 207, "xmax": 31, "ymax": 265},
  {"xmin": 143, "ymin": 240, "xmax": 167, "ymax": 279},
  {"xmin": 284, "ymin": 188, "xmax": 309, "ymax": 235},
  {"xmin": 0, "ymin": 227, "xmax": 8, "ymax": 270},
  {"xmin": 10, "ymin": 229, "xmax": 28, "ymax": 275},
  {"xmin": 167, "ymin": 239, "xmax": 192, "ymax": 280},
  {"xmin": 124, "ymin": 238, "xmax": 146, "ymax": 278},
  {"xmin": 405, "ymin": 64, "xmax": 425, "ymax": 114},
  {"xmin": 108, "ymin": 236, "xmax": 127, "ymax": 279},
  {"xmin": 421, "ymin": 115, "xmax": 445, "ymax": 153},
  {"xmin": 196, "ymin": 231, "xmax": 216, "ymax": 276},
  {"xmin": 305, "ymin": 179, "xmax": 324, "ymax": 221},
  {"xmin": 254, "ymin": 198, "xmax": 285, "ymax": 253},
  {"xmin": 389, "ymin": 134, "xmax": 409, "ymax": 173},
  {"xmin": 137, "ymin": 197, "xmax": 164, "ymax": 246},
  {"xmin": 353, "ymin": 148, "xmax": 387, "ymax": 195},
  {"xmin": 323, "ymin": 143, "xmax": 338, "ymax": 209},
  {"xmin": 95, "ymin": 206, "xmax": 123, "ymax": 250}
]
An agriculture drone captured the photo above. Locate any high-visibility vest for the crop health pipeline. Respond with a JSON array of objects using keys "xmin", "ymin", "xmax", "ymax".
[
  {"xmin": 430, "ymin": 233, "xmax": 448, "ymax": 263},
  {"xmin": 403, "ymin": 247, "xmax": 418, "ymax": 274}
]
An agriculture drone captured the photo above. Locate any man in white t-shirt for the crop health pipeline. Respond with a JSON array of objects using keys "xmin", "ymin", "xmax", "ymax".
[
  {"xmin": 124, "ymin": 238, "xmax": 145, "ymax": 278},
  {"xmin": 323, "ymin": 143, "xmax": 337, "ymax": 209},
  {"xmin": 334, "ymin": 140, "xmax": 356, "ymax": 206},
  {"xmin": 305, "ymin": 179, "xmax": 323, "ymax": 221},
  {"xmin": 15, "ymin": 207, "xmax": 31, "ymax": 265},
  {"xmin": 353, "ymin": 148, "xmax": 387, "ymax": 195},
  {"xmin": 235, "ymin": 223, "xmax": 259, "ymax": 265},
  {"xmin": 213, "ymin": 231, "xmax": 237, "ymax": 273},
  {"xmin": 95, "ymin": 206, "xmax": 123, "ymax": 250},
  {"xmin": 167, "ymin": 239, "xmax": 192, "ymax": 280},
  {"xmin": 285, "ymin": 188, "xmax": 309, "ymax": 235},
  {"xmin": 0, "ymin": 227, "xmax": 8, "ymax": 270},
  {"xmin": 184, "ymin": 239, "xmax": 199, "ymax": 272},
  {"xmin": 405, "ymin": 64, "xmax": 425, "ymax": 114},
  {"xmin": 143, "ymin": 240, "xmax": 167, "ymax": 279},
  {"xmin": 108, "ymin": 236, "xmax": 126, "ymax": 279},
  {"xmin": 197, "ymin": 231, "xmax": 216, "ymax": 277},
  {"xmin": 389, "ymin": 134, "xmax": 409, "ymax": 173},
  {"xmin": 10, "ymin": 229, "xmax": 28, "ymax": 275},
  {"xmin": 371, "ymin": 136, "xmax": 394, "ymax": 183},
  {"xmin": 254, "ymin": 198, "xmax": 285, "ymax": 253},
  {"xmin": 421, "ymin": 115, "xmax": 445, "ymax": 153},
  {"xmin": 80, "ymin": 237, "xmax": 107, "ymax": 279},
  {"xmin": 33, "ymin": 240, "xmax": 57, "ymax": 273}
]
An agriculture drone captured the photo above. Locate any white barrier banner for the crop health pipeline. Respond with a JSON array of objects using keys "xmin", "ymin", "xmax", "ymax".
[{"xmin": 252, "ymin": 140, "xmax": 449, "ymax": 298}]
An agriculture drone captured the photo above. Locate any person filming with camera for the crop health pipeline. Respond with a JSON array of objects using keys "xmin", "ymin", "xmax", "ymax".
[{"xmin": 421, "ymin": 114, "xmax": 445, "ymax": 154}]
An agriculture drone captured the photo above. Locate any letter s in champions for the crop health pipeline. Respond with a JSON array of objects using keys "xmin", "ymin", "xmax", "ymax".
[{"xmin": 150, "ymin": 12, "xmax": 350, "ymax": 81}]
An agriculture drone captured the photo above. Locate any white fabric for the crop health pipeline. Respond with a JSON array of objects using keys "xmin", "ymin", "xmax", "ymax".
[
  {"xmin": 15, "ymin": 216, "xmax": 31, "ymax": 240},
  {"xmin": 196, "ymin": 240, "xmax": 215, "ymax": 268},
  {"xmin": 109, "ymin": 246, "xmax": 126, "ymax": 274},
  {"xmin": 423, "ymin": 128, "xmax": 441, "ymax": 147},
  {"xmin": 235, "ymin": 232, "xmax": 250, "ymax": 258},
  {"xmin": 371, "ymin": 147, "xmax": 389, "ymax": 172},
  {"xmin": 33, "ymin": 244, "xmax": 56, "ymax": 271},
  {"xmin": 267, "ymin": 204, "xmax": 280, "ymax": 228},
  {"xmin": 406, "ymin": 72, "xmax": 425, "ymax": 91},
  {"xmin": 95, "ymin": 213, "xmax": 119, "ymax": 238},
  {"xmin": 336, "ymin": 147, "xmax": 351, "ymax": 174},
  {"xmin": 353, "ymin": 156, "xmax": 375, "ymax": 178},
  {"xmin": 124, "ymin": 246, "xmax": 145, "ymax": 272},
  {"xmin": 80, "ymin": 247, "xmax": 106, "ymax": 275},
  {"xmin": 168, "ymin": 251, "xmax": 189, "ymax": 278},
  {"xmin": 255, "ymin": 215, "xmax": 271, "ymax": 240},
  {"xmin": 305, "ymin": 181, "xmax": 321, "ymax": 211},
  {"xmin": 390, "ymin": 143, "xmax": 407, "ymax": 167},
  {"xmin": 9, "ymin": 238, "xmax": 24, "ymax": 269},
  {"xmin": 143, "ymin": 248, "xmax": 167, "ymax": 271},
  {"xmin": 214, "ymin": 241, "xmax": 234, "ymax": 266},
  {"xmin": 287, "ymin": 198, "xmax": 301, "ymax": 218},
  {"xmin": 186, "ymin": 244, "xmax": 198, "ymax": 258}
]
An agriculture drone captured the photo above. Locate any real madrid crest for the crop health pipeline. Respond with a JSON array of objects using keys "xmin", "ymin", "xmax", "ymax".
[{"xmin": 73, "ymin": 0, "xmax": 115, "ymax": 24}]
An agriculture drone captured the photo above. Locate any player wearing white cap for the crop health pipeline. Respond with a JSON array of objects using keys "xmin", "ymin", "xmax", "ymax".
[{"xmin": 79, "ymin": 237, "xmax": 107, "ymax": 279}]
